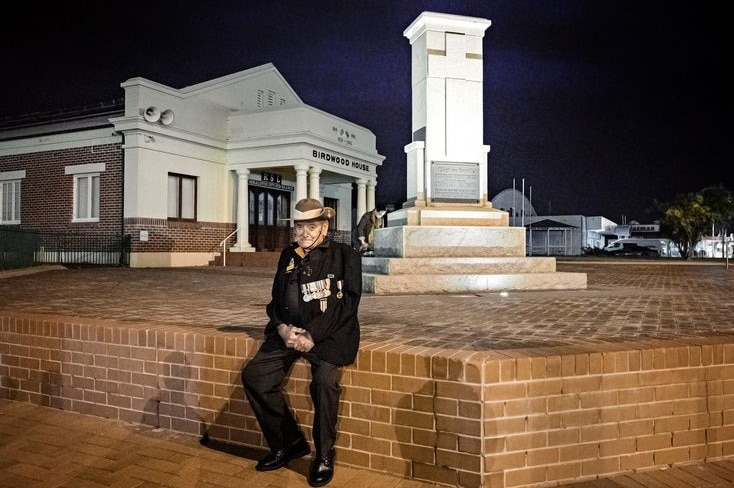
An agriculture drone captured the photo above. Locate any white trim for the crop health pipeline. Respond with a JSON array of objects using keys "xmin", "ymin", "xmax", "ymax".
[
  {"xmin": 72, "ymin": 173, "xmax": 100, "ymax": 222},
  {"xmin": 0, "ymin": 179, "xmax": 21, "ymax": 224},
  {"xmin": 0, "ymin": 128, "xmax": 120, "ymax": 156},
  {"xmin": 0, "ymin": 170, "xmax": 26, "ymax": 181},
  {"xmin": 129, "ymin": 252, "xmax": 214, "ymax": 268},
  {"xmin": 65, "ymin": 163, "xmax": 106, "ymax": 175}
]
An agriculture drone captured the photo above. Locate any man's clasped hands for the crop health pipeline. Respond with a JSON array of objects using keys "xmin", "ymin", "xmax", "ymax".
[{"xmin": 277, "ymin": 323, "xmax": 315, "ymax": 352}]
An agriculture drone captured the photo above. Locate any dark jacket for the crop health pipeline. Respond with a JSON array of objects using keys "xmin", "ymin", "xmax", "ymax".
[{"xmin": 264, "ymin": 238, "xmax": 362, "ymax": 366}]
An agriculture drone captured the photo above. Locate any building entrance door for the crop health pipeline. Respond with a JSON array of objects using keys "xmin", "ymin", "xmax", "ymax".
[{"xmin": 248, "ymin": 188, "xmax": 291, "ymax": 251}]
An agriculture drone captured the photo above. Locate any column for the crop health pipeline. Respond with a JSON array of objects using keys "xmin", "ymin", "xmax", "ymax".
[
  {"xmin": 356, "ymin": 178, "xmax": 367, "ymax": 219},
  {"xmin": 294, "ymin": 165, "xmax": 309, "ymax": 201},
  {"xmin": 404, "ymin": 141, "xmax": 426, "ymax": 207},
  {"xmin": 366, "ymin": 179, "xmax": 376, "ymax": 211},
  {"xmin": 308, "ymin": 167, "xmax": 321, "ymax": 201},
  {"xmin": 231, "ymin": 169, "xmax": 254, "ymax": 252}
]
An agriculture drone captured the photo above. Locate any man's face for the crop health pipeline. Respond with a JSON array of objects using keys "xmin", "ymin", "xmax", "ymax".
[{"xmin": 295, "ymin": 221, "xmax": 327, "ymax": 250}]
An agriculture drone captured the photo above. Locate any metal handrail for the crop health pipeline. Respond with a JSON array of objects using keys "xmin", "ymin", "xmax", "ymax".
[{"xmin": 219, "ymin": 228, "xmax": 239, "ymax": 267}]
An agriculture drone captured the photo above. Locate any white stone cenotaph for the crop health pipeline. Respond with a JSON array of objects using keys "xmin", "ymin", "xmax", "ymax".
[{"xmin": 361, "ymin": 11, "xmax": 587, "ymax": 294}]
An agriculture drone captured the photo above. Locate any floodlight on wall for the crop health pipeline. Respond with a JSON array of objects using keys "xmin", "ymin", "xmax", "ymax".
[
  {"xmin": 143, "ymin": 106, "xmax": 161, "ymax": 123},
  {"xmin": 160, "ymin": 109, "xmax": 175, "ymax": 126}
]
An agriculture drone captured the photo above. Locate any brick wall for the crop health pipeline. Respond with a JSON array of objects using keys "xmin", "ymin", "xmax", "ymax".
[
  {"xmin": 124, "ymin": 218, "xmax": 235, "ymax": 253},
  {"xmin": 1, "ymin": 314, "xmax": 732, "ymax": 487},
  {"xmin": 2, "ymin": 144, "xmax": 237, "ymax": 257},
  {"xmin": 0, "ymin": 144, "xmax": 123, "ymax": 235}
]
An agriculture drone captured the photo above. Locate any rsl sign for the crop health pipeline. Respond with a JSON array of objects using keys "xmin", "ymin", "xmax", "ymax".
[{"xmin": 249, "ymin": 172, "xmax": 295, "ymax": 191}]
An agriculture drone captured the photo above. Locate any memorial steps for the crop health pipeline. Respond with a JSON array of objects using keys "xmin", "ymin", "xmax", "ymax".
[{"xmin": 361, "ymin": 223, "xmax": 587, "ymax": 295}]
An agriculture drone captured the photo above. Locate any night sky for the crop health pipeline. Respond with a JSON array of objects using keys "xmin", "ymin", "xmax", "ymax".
[{"xmin": 2, "ymin": 1, "xmax": 727, "ymax": 223}]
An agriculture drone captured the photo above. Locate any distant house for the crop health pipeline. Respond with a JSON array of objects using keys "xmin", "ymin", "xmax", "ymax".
[
  {"xmin": 491, "ymin": 188, "xmax": 619, "ymax": 255},
  {"xmin": 0, "ymin": 64, "xmax": 384, "ymax": 267},
  {"xmin": 521, "ymin": 215, "xmax": 619, "ymax": 256},
  {"xmin": 525, "ymin": 217, "xmax": 585, "ymax": 256}
]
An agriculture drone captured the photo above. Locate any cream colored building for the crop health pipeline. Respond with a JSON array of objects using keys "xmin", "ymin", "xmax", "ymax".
[{"xmin": 0, "ymin": 64, "xmax": 384, "ymax": 267}]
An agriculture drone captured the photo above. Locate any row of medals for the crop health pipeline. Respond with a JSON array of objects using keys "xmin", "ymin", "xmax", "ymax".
[{"xmin": 301, "ymin": 278, "xmax": 343, "ymax": 302}]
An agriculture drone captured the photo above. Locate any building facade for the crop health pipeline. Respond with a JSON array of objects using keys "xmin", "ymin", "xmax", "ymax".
[{"xmin": 0, "ymin": 64, "xmax": 384, "ymax": 267}]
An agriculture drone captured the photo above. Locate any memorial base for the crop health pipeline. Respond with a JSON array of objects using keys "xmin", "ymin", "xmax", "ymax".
[
  {"xmin": 387, "ymin": 205, "xmax": 508, "ymax": 227},
  {"xmin": 362, "ymin": 223, "xmax": 587, "ymax": 295}
]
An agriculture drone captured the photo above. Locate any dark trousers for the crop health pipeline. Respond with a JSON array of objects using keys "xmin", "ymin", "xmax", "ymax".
[{"xmin": 242, "ymin": 340, "xmax": 341, "ymax": 457}]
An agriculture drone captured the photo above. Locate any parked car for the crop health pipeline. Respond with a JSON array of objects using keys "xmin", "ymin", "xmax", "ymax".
[{"xmin": 605, "ymin": 243, "xmax": 660, "ymax": 258}]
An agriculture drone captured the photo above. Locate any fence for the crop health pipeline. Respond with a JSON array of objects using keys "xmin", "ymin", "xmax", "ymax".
[
  {"xmin": 0, "ymin": 228, "xmax": 130, "ymax": 269},
  {"xmin": 0, "ymin": 228, "xmax": 37, "ymax": 269}
]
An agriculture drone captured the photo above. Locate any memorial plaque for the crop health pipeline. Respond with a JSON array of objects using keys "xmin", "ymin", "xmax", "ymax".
[{"xmin": 431, "ymin": 161, "xmax": 480, "ymax": 202}]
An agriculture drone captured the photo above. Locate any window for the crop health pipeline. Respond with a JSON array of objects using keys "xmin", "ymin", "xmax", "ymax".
[
  {"xmin": 0, "ymin": 179, "xmax": 21, "ymax": 224},
  {"xmin": 73, "ymin": 173, "xmax": 100, "ymax": 222},
  {"xmin": 276, "ymin": 193, "xmax": 290, "ymax": 226},
  {"xmin": 66, "ymin": 163, "xmax": 104, "ymax": 223},
  {"xmin": 168, "ymin": 173, "xmax": 197, "ymax": 220},
  {"xmin": 324, "ymin": 197, "xmax": 338, "ymax": 230}
]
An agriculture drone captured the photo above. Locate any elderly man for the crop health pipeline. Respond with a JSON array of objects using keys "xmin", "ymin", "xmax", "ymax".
[{"xmin": 242, "ymin": 198, "xmax": 362, "ymax": 487}]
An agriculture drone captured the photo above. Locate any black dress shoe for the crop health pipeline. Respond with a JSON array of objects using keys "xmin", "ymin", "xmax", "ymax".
[
  {"xmin": 308, "ymin": 448, "xmax": 335, "ymax": 487},
  {"xmin": 255, "ymin": 437, "xmax": 310, "ymax": 471}
]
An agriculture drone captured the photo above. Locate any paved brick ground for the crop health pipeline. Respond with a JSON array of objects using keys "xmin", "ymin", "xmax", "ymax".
[
  {"xmin": 1, "ymin": 260, "xmax": 732, "ymax": 353},
  {"xmin": 0, "ymin": 398, "xmax": 439, "ymax": 488},
  {"xmin": 1, "ymin": 259, "xmax": 733, "ymax": 487},
  {"xmin": 2, "ymin": 399, "xmax": 733, "ymax": 488}
]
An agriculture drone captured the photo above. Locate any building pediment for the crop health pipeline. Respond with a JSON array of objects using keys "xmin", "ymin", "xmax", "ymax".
[
  {"xmin": 177, "ymin": 63, "xmax": 302, "ymax": 110},
  {"xmin": 119, "ymin": 64, "xmax": 304, "ymax": 140},
  {"xmin": 227, "ymin": 105, "xmax": 378, "ymax": 156}
]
